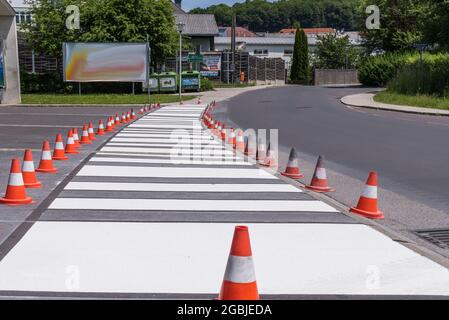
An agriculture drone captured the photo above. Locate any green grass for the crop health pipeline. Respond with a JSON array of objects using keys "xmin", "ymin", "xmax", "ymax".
[
  {"xmin": 21, "ymin": 94, "xmax": 196, "ymax": 105},
  {"xmin": 211, "ymin": 81, "xmax": 256, "ymax": 88},
  {"xmin": 374, "ymin": 91, "xmax": 449, "ymax": 110}
]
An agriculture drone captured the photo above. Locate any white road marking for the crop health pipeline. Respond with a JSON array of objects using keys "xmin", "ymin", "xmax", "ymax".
[
  {"xmin": 94, "ymin": 152, "xmax": 243, "ymax": 160},
  {"xmin": 100, "ymin": 146, "xmax": 235, "ymax": 156},
  {"xmin": 0, "ymin": 222, "xmax": 447, "ymax": 295},
  {"xmin": 49, "ymin": 198, "xmax": 336, "ymax": 212},
  {"xmin": 107, "ymin": 142, "xmax": 227, "ymax": 149},
  {"xmin": 111, "ymin": 138, "xmax": 220, "ymax": 144},
  {"xmin": 65, "ymin": 182, "xmax": 300, "ymax": 192},
  {"xmin": 77, "ymin": 165, "xmax": 276, "ymax": 179},
  {"xmin": 89, "ymin": 157, "xmax": 249, "ymax": 166}
]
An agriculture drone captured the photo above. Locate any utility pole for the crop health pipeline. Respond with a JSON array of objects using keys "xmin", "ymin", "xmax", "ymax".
[
  {"xmin": 176, "ymin": 23, "xmax": 185, "ymax": 104},
  {"xmin": 231, "ymin": 15, "xmax": 236, "ymax": 84}
]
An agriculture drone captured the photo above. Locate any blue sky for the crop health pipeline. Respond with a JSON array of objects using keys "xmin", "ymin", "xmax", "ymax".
[{"xmin": 183, "ymin": 1, "xmax": 245, "ymax": 11}]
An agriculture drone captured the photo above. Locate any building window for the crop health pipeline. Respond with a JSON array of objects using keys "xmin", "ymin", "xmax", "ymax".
[
  {"xmin": 253, "ymin": 49, "xmax": 268, "ymax": 56},
  {"xmin": 284, "ymin": 49, "xmax": 293, "ymax": 56}
]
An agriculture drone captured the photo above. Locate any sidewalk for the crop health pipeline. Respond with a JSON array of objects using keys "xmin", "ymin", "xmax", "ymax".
[
  {"xmin": 341, "ymin": 93, "xmax": 449, "ymax": 116},
  {"xmin": 183, "ymin": 85, "xmax": 278, "ymax": 104}
]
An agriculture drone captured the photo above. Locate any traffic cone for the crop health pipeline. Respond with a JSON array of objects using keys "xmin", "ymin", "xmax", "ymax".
[
  {"xmin": 244, "ymin": 137, "xmax": 256, "ymax": 157},
  {"xmin": 110, "ymin": 116, "xmax": 115, "ymax": 130},
  {"xmin": 235, "ymin": 130, "xmax": 245, "ymax": 151},
  {"xmin": 227, "ymin": 128, "xmax": 236, "ymax": 146},
  {"xmin": 0, "ymin": 158, "xmax": 33, "ymax": 205},
  {"xmin": 350, "ymin": 171, "xmax": 384, "ymax": 220},
  {"xmin": 36, "ymin": 141, "xmax": 58, "ymax": 173},
  {"xmin": 215, "ymin": 122, "xmax": 222, "ymax": 137},
  {"xmin": 131, "ymin": 109, "xmax": 136, "ymax": 119},
  {"xmin": 115, "ymin": 114, "xmax": 121, "ymax": 126},
  {"xmin": 122, "ymin": 113, "xmax": 127, "ymax": 123},
  {"xmin": 53, "ymin": 134, "xmax": 68, "ymax": 161},
  {"xmin": 261, "ymin": 143, "xmax": 277, "ymax": 168},
  {"xmin": 220, "ymin": 124, "xmax": 227, "ymax": 141},
  {"xmin": 256, "ymin": 138, "xmax": 266, "ymax": 162},
  {"xmin": 306, "ymin": 156, "xmax": 334, "ymax": 193},
  {"xmin": 126, "ymin": 112, "xmax": 131, "ymax": 122},
  {"xmin": 88, "ymin": 122, "xmax": 97, "ymax": 141},
  {"xmin": 281, "ymin": 148, "xmax": 304, "ymax": 179},
  {"xmin": 218, "ymin": 226, "xmax": 259, "ymax": 300},
  {"xmin": 208, "ymin": 118, "xmax": 215, "ymax": 129},
  {"xmin": 72, "ymin": 128, "xmax": 80, "ymax": 149},
  {"xmin": 65, "ymin": 130, "xmax": 79, "ymax": 154},
  {"xmin": 22, "ymin": 149, "xmax": 42, "ymax": 189},
  {"xmin": 80, "ymin": 124, "xmax": 91, "ymax": 144},
  {"xmin": 97, "ymin": 119, "xmax": 105, "ymax": 135},
  {"xmin": 106, "ymin": 118, "xmax": 113, "ymax": 132}
]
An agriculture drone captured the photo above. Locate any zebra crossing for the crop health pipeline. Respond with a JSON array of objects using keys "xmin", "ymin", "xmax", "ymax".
[{"xmin": 0, "ymin": 104, "xmax": 448, "ymax": 298}]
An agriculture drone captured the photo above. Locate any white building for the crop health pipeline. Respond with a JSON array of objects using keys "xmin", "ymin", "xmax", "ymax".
[{"xmin": 7, "ymin": 0, "xmax": 30, "ymax": 24}]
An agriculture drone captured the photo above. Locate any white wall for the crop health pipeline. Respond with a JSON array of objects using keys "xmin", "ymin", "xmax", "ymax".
[{"xmin": 0, "ymin": 14, "xmax": 20, "ymax": 104}]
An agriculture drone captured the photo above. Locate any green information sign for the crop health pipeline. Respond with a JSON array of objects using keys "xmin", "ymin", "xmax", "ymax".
[{"xmin": 188, "ymin": 54, "xmax": 203, "ymax": 63}]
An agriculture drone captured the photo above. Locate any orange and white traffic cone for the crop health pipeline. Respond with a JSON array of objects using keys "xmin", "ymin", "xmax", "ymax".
[
  {"xmin": 208, "ymin": 118, "xmax": 215, "ymax": 129},
  {"xmin": 122, "ymin": 112, "xmax": 127, "ymax": 123},
  {"xmin": 235, "ymin": 130, "xmax": 245, "ymax": 152},
  {"xmin": 215, "ymin": 122, "xmax": 222, "ymax": 137},
  {"xmin": 65, "ymin": 130, "xmax": 79, "ymax": 154},
  {"xmin": 36, "ymin": 141, "xmax": 58, "ymax": 173},
  {"xmin": 131, "ymin": 109, "xmax": 136, "ymax": 119},
  {"xmin": 115, "ymin": 114, "xmax": 121, "ymax": 126},
  {"xmin": 218, "ymin": 226, "xmax": 259, "ymax": 300},
  {"xmin": 306, "ymin": 156, "xmax": 334, "ymax": 193},
  {"xmin": 261, "ymin": 142, "xmax": 277, "ymax": 168},
  {"xmin": 53, "ymin": 134, "xmax": 68, "ymax": 161},
  {"xmin": 72, "ymin": 128, "xmax": 80, "ymax": 149},
  {"xmin": 281, "ymin": 148, "xmax": 304, "ymax": 179},
  {"xmin": 0, "ymin": 158, "xmax": 33, "ymax": 205},
  {"xmin": 220, "ymin": 124, "xmax": 227, "ymax": 141},
  {"xmin": 22, "ymin": 149, "xmax": 42, "ymax": 189},
  {"xmin": 244, "ymin": 137, "xmax": 256, "ymax": 157},
  {"xmin": 105, "ymin": 118, "xmax": 112, "ymax": 132},
  {"xmin": 126, "ymin": 112, "xmax": 131, "ymax": 122},
  {"xmin": 97, "ymin": 119, "xmax": 105, "ymax": 135},
  {"xmin": 227, "ymin": 128, "xmax": 236, "ymax": 146},
  {"xmin": 110, "ymin": 116, "xmax": 116, "ymax": 130},
  {"xmin": 80, "ymin": 124, "xmax": 91, "ymax": 144},
  {"xmin": 350, "ymin": 171, "xmax": 384, "ymax": 220},
  {"xmin": 88, "ymin": 122, "xmax": 97, "ymax": 141},
  {"xmin": 256, "ymin": 138, "xmax": 266, "ymax": 163}
]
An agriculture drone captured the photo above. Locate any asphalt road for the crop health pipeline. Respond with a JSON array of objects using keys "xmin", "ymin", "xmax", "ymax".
[{"xmin": 212, "ymin": 85, "xmax": 449, "ymax": 257}]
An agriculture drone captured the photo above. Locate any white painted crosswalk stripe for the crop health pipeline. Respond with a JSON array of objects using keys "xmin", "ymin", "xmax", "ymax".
[
  {"xmin": 89, "ymin": 157, "xmax": 250, "ymax": 166},
  {"xmin": 77, "ymin": 165, "xmax": 276, "ymax": 179}
]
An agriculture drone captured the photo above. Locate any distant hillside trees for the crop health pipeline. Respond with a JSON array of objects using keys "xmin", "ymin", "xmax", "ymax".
[{"xmin": 190, "ymin": 0, "xmax": 360, "ymax": 32}]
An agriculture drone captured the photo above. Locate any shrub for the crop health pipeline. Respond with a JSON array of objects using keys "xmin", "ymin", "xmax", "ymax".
[
  {"xmin": 387, "ymin": 54, "xmax": 449, "ymax": 97},
  {"xmin": 200, "ymin": 77, "xmax": 215, "ymax": 91}
]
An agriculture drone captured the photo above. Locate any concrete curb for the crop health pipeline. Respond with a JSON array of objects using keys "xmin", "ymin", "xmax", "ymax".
[{"xmin": 341, "ymin": 93, "xmax": 449, "ymax": 116}]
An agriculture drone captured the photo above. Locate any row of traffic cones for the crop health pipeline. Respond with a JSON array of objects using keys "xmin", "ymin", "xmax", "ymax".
[
  {"xmin": 0, "ymin": 105, "xmax": 159, "ymax": 206},
  {"xmin": 202, "ymin": 111, "xmax": 384, "ymax": 220}
]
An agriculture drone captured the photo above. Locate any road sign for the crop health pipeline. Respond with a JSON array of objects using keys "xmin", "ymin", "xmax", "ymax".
[{"xmin": 188, "ymin": 54, "xmax": 203, "ymax": 63}]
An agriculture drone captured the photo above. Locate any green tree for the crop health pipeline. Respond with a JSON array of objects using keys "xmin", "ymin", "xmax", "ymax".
[
  {"xmin": 314, "ymin": 33, "xmax": 360, "ymax": 69},
  {"xmin": 190, "ymin": 0, "xmax": 360, "ymax": 32},
  {"xmin": 423, "ymin": 0, "xmax": 449, "ymax": 50},
  {"xmin": 23, "ymin": 0, "xmax": 178, "ymax": 67},
  {"xmin": 359, "ymin": 0, "xmax": 433, "ymax": 53},
  {"xmin": 290, "ymin": 29, "xmax": 310, "ymax": 84}
]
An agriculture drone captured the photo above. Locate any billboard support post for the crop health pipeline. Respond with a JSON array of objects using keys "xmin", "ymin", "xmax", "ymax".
[
  {"xmin": 78, "ymin": 83, "xmax": 81, "ymax": 96},
  {"xmin": 146, "ymin": 35, "xmax": 151, "ymax": 104}
]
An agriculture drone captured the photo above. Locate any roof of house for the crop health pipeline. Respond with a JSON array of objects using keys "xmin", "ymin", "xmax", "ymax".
[
  {"xmin": 174, "ymin": 14, "xmax": 219, "ymax": 36},
  {"xmin": 214, "ymin": 37, "xmax": 298, "ymax": 46},
  {"xmin": 223, "ymin": 27, "xmax": 256, "ymax": 37},
  {"xmin": 171, "ymin": 1, "xmax": 185, "ymax": 14},
  {"xmin": 279, "ymin": 28, "xmax": 336, "ymax": 34}
]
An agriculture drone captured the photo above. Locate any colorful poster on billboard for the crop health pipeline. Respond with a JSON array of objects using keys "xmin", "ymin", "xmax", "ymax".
[
  {"xmin": 200, "ymin": 54, "xmax": 221, "ymax": 78},
  {"xmin": 63, "ymin": 43, "xmax": 149, "ymax": 82}
]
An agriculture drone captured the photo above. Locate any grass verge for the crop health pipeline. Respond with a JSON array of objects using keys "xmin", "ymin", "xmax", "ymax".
[
  {"xmin": 374, "ymin": 91, "xmax": 449, "ymax": 110},
  {"xmin": 21, "ymin": 94, "xmax": 197, "ymax": 105}
]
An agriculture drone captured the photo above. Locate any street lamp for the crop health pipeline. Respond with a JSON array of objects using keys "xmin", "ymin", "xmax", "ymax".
[{"xmin": 176, "ymin": 22, "xmax": 185, "ymax": 104}]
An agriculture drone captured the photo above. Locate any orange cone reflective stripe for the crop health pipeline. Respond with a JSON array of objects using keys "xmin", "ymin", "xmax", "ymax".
[
  {"xmin": 350, "ymin": 171, "xmax": 384, "ymax": 219},
  {"xmin": 0, "ymin": 158, "xmax": 33, "ymax": 205},
  {"xmin": 22, "ymin": 149, "xmax": 42, "ymax": 189}
]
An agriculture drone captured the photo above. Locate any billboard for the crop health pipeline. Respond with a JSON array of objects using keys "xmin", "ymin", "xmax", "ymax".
[
  {"xmin": 200, "ymin": 54, "xmax": 221, "ymax": 78},
  {"xmin": 63, "ymin": 43, "xmax": 149, "ymax": 82}
]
